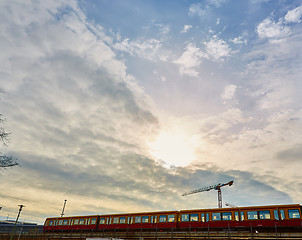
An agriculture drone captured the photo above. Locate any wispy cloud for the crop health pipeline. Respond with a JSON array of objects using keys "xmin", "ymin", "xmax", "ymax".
[
  {"xmin": 231, "ymin": 36, "xmax": 247, "ymax": 45},
  {"xmin": 221, "ymin": 84, "xmax": 237, "ymax": 103},
  {"xmin": 173, "ymin": 43, "xmax": 208, "ymax": 77},
  {"xmin": 181, "ymin": 25, "xmax": 192, "ymax": 33},
  {"xmin": 189, "ymin": 0, "xmax": 227, "ymax": 17},
  {"xmin": 113, "ymin": 38, "xmax": 162, "ymax": 61},
  {"xmin": 256, "ymin": 5, "xmax": 302, "ymax": 42},
  {"xmin": 204, "ymin": 36, "xmax": 231, "ymax": 61},
  {"xmin": 284, "ymin": 5, "xmax": 302, "ymax": 23}
]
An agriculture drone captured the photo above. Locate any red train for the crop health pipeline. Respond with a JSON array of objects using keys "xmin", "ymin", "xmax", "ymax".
[{"xmin": 43, "ymin": 204, "xmax": 302, "ymax": 232}]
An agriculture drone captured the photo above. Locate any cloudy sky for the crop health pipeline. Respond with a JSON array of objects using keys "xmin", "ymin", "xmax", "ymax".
[{"xmin": 1, "ymin": 0, "xmax": 302, "ymax": 224}]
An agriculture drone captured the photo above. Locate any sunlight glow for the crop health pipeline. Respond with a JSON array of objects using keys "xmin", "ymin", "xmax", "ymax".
[{"xmin": 148, "ymin": 129, "xmax": 198, "ymax": 167}]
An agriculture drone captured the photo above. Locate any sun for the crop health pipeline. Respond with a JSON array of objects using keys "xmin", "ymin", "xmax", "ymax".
[{"xmin": 148, "ymin": 129, "xmax": 198, "ymax": 167}]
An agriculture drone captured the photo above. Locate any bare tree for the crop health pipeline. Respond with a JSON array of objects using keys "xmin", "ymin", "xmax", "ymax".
[{"xmin": 0, "ymin": 90, "xmax": 18, "ymax": 169}]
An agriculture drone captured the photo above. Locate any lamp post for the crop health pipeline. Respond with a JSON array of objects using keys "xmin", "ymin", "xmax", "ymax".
[
  {"xmin": 10, "ymin": 204, "xmax": 24, "ymax": 240},
  {"xmin": 61, "ymin": 200, "xmax": 67, "ymax": 217}
]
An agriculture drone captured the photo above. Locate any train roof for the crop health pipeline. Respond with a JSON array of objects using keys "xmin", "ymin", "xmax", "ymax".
[
  {"xmin": 179, "ymin": 204, "xmax": 302, "ymax": 212},
  {"xmin": 100, "ymin": 210, "xmax": 179, "ymax": 217},
  {"xmin": 45, "ymin": 215, "xmax": 99, "ymax": 220}
]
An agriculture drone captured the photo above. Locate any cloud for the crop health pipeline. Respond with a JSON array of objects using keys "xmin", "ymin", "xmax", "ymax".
[
  {"xmin": 256, "ymin": 5, "xmax": 302, "ymax": 42},
  {"xmin": 231, "ymin": 36, "xmax": 247, "ymax": 45},
  {"xmin": 0, "ymin": 0, "xmax": 162, "ymax": 221},
  {"xmin": 250, "ymin": 0, "xmax": 270, "ymax": 4},
  {"xmin": 153, "ymin": 70, "xmax": 166, "ymax": 82},
  {"xmin": 188, "ymin": 0, "xmax": 227, "ymax": 17},
  {"xmin": 173, "ymin": 43, "xmax": 208, "ymax": 77},
  {"xmin": 284, "ymin": 5, "xmax": 302, "ymax": 23},
  {"xmin": 113, "ymin": 38, "xmax": 162, "ymax": 61},
  {"xmin": 181, "ymin": 25, "xmax": 192, "ymax": 33},
  {"xmin": 256, "ymin": 18, "xmax": 290, "ymax": 40},
  {"xmin": 216, "ymin": 18, "xmax": 220, "ymax": 25},
  {"xmin": 188, "ymin": 3, "xmax": 209, "ymax": 17},
  {"xmin": 206, "ymin": 0, "xmax": 227, "ymax": 8},
  {"xmin": 204, "ymin": 36, "xmax": 231, "ymax": 61},
  {"xmin": 174, "ymin": 37, "xmax": 232, "ymax": 77},
  {"xmin": 221, "ymin": 84, "xmax": 237, "ymax": 103},
  {"xmin": 276, "ymin": 145, "xmax": 302, "ymax": 162}
]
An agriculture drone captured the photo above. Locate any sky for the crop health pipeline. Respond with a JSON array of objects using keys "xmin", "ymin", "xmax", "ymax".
[{"xmin": 0, "ymin": 0, "xmax": 302, "ymax": 224}]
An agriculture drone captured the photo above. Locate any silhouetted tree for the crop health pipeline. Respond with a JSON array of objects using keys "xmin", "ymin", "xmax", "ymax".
[{"xmin": 0, "ymin": 90, "xmax": 18, "ymax": 169}]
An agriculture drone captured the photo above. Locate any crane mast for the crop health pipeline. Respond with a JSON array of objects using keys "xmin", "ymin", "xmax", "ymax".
[{"xmin": 182, "ymin": 180, "xmax": 234, "ymax": 208}]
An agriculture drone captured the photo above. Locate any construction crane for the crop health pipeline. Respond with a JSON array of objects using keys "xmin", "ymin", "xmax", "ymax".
[{"xmin": 182, "ymin": 180, "xmax": 234, "ymax": 208}]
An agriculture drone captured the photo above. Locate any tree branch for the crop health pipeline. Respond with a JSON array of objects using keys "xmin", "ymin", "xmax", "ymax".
[{"xmin": 0, "ymin": 154, "xmax": 19, "ymax": 168}]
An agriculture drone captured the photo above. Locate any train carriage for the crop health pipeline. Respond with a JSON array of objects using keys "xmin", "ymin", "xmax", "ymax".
[
  {"xmin": 43, "ymin": 215, "xmax": 99, "ymax": 232},
  {"xmin": 98, "ymin": 210, "xmax": 179, "ymax": 231},
  {"xmin": 178, "ymin": 204, "xmax": 302, "ymax": 231}
]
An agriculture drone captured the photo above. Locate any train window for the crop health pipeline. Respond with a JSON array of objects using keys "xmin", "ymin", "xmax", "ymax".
[
  {"xmin": 142, "ymin": 216, "xmax": 149, "ymax": 223},
  {"xmin": 181, "ymin": 214, "xmax": 189, "ymax": 222},
  {"xmin": 190, "ymin": 214, "xmax": 198, "ymax": 222},
  {"xmin": 206, "ymin": 213, "xmax": 209, "ymax": 222},
  {"xmin": 154, "ymin": 216, "xmax": 157, "ymax": 223},
  {"xmin": 63, "ymin": 220, "xmax": 69, "ymax": 225},
  {"xmin": 74, "ymin": 219, "xmax": 79, "ymax": 225},
  {"xmin": 288, "ymin": 209, "xmax": 301, "ymax": 219},
  {"xmin": 91, "ymin": 218, "xmax": 96, "ymax": 224},
  {"xmin": 274, "ymin": 210, "xmax": 279, "ymax": 220},
  {"xmin": 280, "ymin": 210, "xmax": 285, "ymax": 220},
  {"xmin": 168, "ymin": 215, "xmax": 175, "ymax": 222},
  {"xmin": 86, "ymin": 219, "xmax": 90, "ymax": 225},
  {"xmin": 106, "ymin": 218, "xmax": 110, "ymax": 225},
  {"xmin": 135, "ymin": 216, "xmax": 141, "ymax": 223},
  {"xmin": 201, "ymin": 213, "xmax": 205, "ymax": 222},
  {"xmin": 120, "ymin": 217, "xmax": 126, "ymax": 224},
  {"xmin": 247, "ymin": 211, "xmax": 258, "ymax": 220},
  {"xmin": 100, "ymin": 218, "xmax": 105, "ymax": 224},
  {"xmin": 259, "ymin": 211, "xmax": 270, "ymax": 219},
  {"xmin": 235, "ymin": 212, "xmax": 239, "ymax": 221},
  {"xmin": 151, "ymin": 216, "xmax": 154, "ymax": 223},
  {"xmin": 131, "ymin": 217, "xmax": 134, "ymax": 224},
  {"xmin": 222, "ymin": 212, "xmax": 232, "ymax": 220},
  {"xmin": 212, "ymin": 212, "xmax": 221, "ymax": 221},
  {"xmin": 49, "ymin": 220, "xmax": 53, "ymax": 226},
  {"xmin": 79, "ymin": 219, "xmax": 85, "ymax": 225},
  {"xmin": 159, "ymin": 215, "xmax": 167, "ymax": 222},
  {"xmin": 240, "ymin": 212, "xmax": 245, "ymax": 221},
  {"xmin": 58, "ymin": 220, "xmax": 63, "ymax": 225},
  {"xmin": 113, "ymin": 217, "xmax": 119, "ymax": 224}
]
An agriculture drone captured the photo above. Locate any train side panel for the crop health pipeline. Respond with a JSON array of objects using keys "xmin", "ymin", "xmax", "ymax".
[
  {"xmin": 98, "ymin": 211, "xmax": 179, "ymax": 231},
  {"xmin": 178, "ymin": 204, "xmax": 302, "ymax": 231},
  {"xmin": 43, "ymin": 215, "xmax": 99, "ymax": 232}
]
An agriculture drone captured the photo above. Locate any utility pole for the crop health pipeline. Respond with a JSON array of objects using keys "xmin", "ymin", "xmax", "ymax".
[
  {"xmin": 61, "ymin": 199, "xmax": 67, "ymax": 217},
  {"xmin": 10, "ymin": 204, "xmax": 24, "ymax": 240}
]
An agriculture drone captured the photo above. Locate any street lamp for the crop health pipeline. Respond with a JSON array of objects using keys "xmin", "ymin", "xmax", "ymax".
[
  {"xmin": 10, "ymin": 204, "xmax": 25, "ymax": 240},
  {"xmin": 61, "ymin": 200, "xmax": 67, "ymax": 217}
]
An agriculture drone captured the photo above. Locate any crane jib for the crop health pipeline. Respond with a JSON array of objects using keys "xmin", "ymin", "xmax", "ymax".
[{"xmin": 181, "ymin": 180, "xmax": 234, "ymax": 208}]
